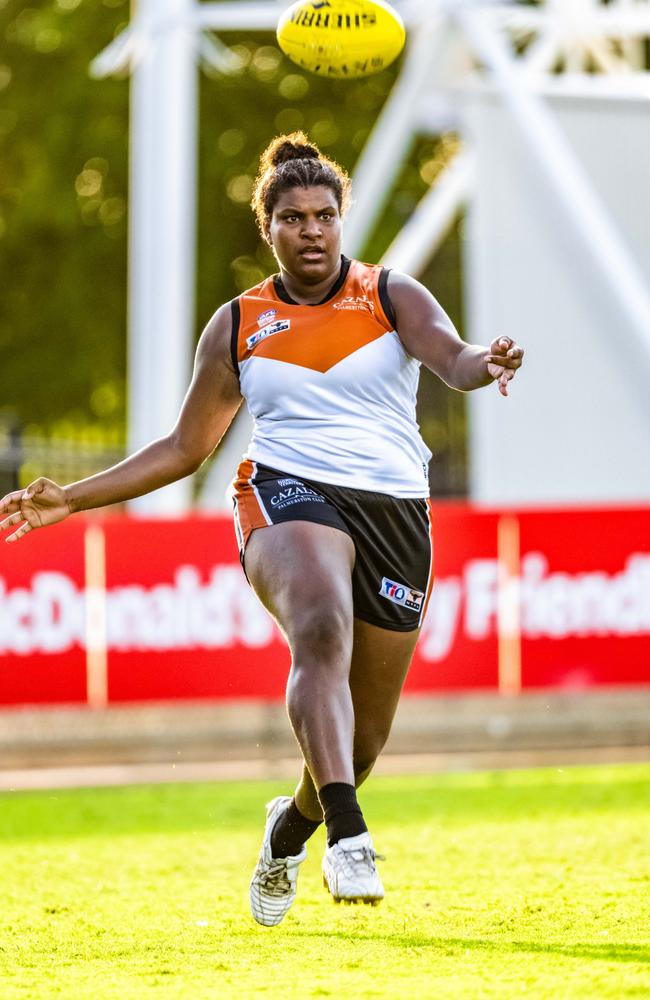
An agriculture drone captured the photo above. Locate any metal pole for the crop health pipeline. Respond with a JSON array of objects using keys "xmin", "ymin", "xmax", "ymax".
[
  {"xmin": 489, "ymin": 2, "xmax": 650, "ymax": 39},
  {"xmin": 128, "ymin": 0, "xmax": 197, "ymax": 514},
  {"xmin": 379, "ymin": 16, "xmax": 561, "ymax": 277},
  {"xmin": 618, "ymin": 0, "xmax": 648, "ymax": 69},
  {"xmin": 496, "ymin": 514, "xmax": 522, "ymax": 696},
  {"xmin": 456, "ymin": 7, "xmax": 650, "ymax": 375},
  {"xmin": 196, "ymin": 1, "xmax": 282, "ymax": 31},
  {"xmin": 343, "ymin": 17, "xmax": 444, "ymax": 258},
  {"xmin": 381, "ymin": 149, "xmax": 474, "ymax": 274},
  {"xmin": 84, "ymin": 523, "xmax": 108, "ymax": 709}
]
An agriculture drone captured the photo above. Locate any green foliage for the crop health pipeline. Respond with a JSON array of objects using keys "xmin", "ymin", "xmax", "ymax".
[
  {"xmin": 0, "ymin": 766, "xmax": 649, "ymax": 998},
  {"xmin": 0, "ymin": 0, "xmax": 130, "ymax": 432}
]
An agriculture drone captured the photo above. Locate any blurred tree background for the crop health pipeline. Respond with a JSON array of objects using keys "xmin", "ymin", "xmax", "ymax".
[{"xmin": 0, "ymin": 0, "xmax": 466, "ymax": 497}]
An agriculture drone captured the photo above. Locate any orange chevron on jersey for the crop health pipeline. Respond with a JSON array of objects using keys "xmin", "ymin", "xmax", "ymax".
[
  {"xmin": 235, "ymin": 258, "xmax": 394, "ymax": 373},
  {"xmin": 232, "ymin": 256, "xmax": 432, "ymax": 498}
]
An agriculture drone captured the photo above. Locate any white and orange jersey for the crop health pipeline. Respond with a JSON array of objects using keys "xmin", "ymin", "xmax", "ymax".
[{"xmin": 230, "ymin": 257, "xmax": 431, "ymax": 498}]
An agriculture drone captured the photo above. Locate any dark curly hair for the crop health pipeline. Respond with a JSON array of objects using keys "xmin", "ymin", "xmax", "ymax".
[{"xmin": 251, "ymin": 132, "xmax": 352, "ymax": 240}]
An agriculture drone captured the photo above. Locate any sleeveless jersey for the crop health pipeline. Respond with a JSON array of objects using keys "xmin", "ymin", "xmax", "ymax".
[{"xmin": 231, "ymin": 257, "xmax": 432, "ymax": 498}]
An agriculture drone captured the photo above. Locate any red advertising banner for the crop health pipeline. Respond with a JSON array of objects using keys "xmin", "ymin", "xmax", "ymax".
[
  {"xmin": 0, "ymin": 506, "xmax": 648, "ymax": 706},
  {"xmin": 0, "ymin": 520, "xmax": 87, "ymax": 705},
  {"xmin": 517, "ymin": 508, "xmax": 650, "ymax": 688}
]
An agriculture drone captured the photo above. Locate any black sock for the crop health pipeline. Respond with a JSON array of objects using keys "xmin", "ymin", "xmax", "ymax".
[
  {"xmin": 270, "ymin": 799, "xmax": 322, "ymax": 859},
  {"xmin": 318, "ymin": 782, "xmax": 368, "ymax": 847}
]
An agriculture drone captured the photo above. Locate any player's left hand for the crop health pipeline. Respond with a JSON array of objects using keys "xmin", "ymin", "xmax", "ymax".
[{"xmin": 486, "ymin": 337, "xmax": 524, "ymax": 397}]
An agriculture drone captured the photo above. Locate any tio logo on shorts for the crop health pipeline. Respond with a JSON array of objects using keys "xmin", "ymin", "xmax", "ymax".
[{"xmin": 380, "ymin": 578, "xmax": 424, "ymax": 612}]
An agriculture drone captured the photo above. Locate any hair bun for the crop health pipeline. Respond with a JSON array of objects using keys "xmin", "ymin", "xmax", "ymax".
[{"xmin": 262, "ymin": 132, "xmax": 321, "ymax": 171}]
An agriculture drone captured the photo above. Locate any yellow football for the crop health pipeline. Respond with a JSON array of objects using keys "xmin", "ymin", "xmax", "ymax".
[{"xmin": 276, "ymin": 0, "xmax": 406, "ymax": 79}]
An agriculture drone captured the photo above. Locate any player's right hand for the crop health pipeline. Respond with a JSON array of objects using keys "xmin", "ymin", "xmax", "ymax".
[{"xmin": 0, "ymin": 478, "xmax": 71, "ymax": 543}]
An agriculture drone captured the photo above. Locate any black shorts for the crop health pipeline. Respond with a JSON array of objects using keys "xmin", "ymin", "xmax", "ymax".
[{"xmin": 232, "ymin": 461, "xmax": 434, "ymax": 632}]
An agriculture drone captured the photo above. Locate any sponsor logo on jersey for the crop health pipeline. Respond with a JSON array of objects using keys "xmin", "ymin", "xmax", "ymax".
[
  {"xmin": 246, "ymin": 319, "xmax": 290, "ymax": 350},
  {"xmin": 379, "ymin": 577, "xmax": 424, "ymax": 612},
  {"xmin": 257, "ymin": 308, "xmax": 277, "ymax": 328},
  {"xmin": 333, "ymin": 295, "xmax": 375, "ymax": 313}
]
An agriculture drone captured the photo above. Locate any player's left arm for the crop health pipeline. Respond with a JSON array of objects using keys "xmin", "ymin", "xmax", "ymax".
[{"xmin": 388, "ymin": 271, "xmax": 524, "ymax": 397}]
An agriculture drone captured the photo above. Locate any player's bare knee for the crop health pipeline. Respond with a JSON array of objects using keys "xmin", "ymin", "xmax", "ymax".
[
  {"xmin": 286, "ymin": 652, "xmax": 347, "ymax": 708},
  {"xmin": 288, "ymin": 604, "xmax": 352, "ymax": 666},
  {"xmin": 285, "ymin": 616, "xmax": 352, "ymax": 729}
]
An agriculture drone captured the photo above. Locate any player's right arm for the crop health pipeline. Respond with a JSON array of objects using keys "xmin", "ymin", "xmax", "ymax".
[{"xmin": 0, "ymin": 304, "xmax": 242, "ymax": 543}]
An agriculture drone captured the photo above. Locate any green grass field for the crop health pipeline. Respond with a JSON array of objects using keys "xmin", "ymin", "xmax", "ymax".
[{"xmin": 1, "ymin": 765, "xmax": 648, "ymax": 999}]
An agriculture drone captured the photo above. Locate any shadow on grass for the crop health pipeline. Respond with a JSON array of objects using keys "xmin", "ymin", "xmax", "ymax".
[{"xmin": 284, "ymin": 931, "xmax": 650, "ymax": 965}]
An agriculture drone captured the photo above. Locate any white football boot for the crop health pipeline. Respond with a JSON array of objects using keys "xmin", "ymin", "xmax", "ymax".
[
  {"xmin": 249, "ymin": 796, "xmax": 307, "ymax": 927},
  {"xmin": 322, "ymin": 831, "xmax": 385, "ymax": 905}
]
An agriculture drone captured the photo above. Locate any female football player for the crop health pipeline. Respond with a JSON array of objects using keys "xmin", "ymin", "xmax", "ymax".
[{"xmin": 0, "ymin": 133, "xmax": 523, "ymax": 926}]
